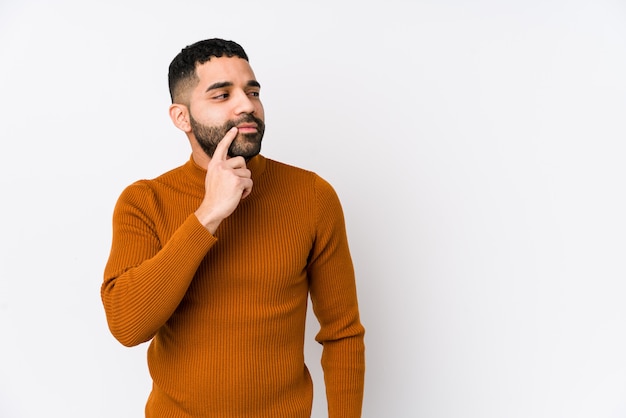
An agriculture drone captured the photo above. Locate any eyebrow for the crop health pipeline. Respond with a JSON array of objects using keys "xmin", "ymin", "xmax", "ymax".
[{"xmin": 205, "ymin": 80, "xmax": 261, "ymax": 93}]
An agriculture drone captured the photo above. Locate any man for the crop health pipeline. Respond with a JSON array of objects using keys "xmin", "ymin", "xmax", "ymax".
[{"xmin": 101, "ymin": 38, "xmax": 365, "ymax": 418}]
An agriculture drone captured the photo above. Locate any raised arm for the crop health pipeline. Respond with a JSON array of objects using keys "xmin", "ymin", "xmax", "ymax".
[{"xmin": 101, "ymin": 128, "xmax": 251, "ymax": 346}]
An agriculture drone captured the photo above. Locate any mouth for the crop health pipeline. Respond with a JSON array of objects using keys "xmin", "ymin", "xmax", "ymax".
[{"xmin": 236, "ymin": 123, "xmax": 258, "ymax": 133}]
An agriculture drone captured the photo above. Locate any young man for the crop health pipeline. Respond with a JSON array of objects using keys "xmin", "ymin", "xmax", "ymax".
[{"xmin": 101, "ymin": 38, "xmax": 365, "ymax": 418}]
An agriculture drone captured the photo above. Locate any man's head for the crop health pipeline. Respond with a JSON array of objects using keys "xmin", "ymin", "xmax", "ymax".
[
  {"xmin": 168, "ymin": 38, "xmax": 265, "ymax": 160},
  {"xmin": 168, "ymin": 39, "xmax": 249, "ymax": 104}
]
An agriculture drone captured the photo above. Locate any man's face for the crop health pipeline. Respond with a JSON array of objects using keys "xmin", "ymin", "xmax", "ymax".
[{"xmin": 187, "ymin": 57, "xmax": 265, "ymax": 159}]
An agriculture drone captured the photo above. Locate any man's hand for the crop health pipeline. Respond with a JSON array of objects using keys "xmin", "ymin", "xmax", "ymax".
[{"xmin": 195, "ymin": 127, "xmax": 253, "ymax": 234}]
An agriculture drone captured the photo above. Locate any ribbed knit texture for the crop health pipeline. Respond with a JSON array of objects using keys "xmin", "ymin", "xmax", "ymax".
[{"xmin": 102, "ymin": 155, "xmax": 365, "ymax": 418}]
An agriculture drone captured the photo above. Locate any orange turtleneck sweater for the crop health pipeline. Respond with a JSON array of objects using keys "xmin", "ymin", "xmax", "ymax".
[{"xmin": 101, "ymin": 154, "xmax": 365, "ymax": 417}]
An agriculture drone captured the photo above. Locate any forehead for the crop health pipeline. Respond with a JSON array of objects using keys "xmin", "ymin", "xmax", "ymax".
[{"xmin": 194, "ymin": 56, "xmax": 257, "ymax": 87}]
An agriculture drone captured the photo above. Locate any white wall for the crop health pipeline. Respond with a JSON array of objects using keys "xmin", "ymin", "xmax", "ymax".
[{"xmin": 1, "ymin": 0, "xmax": 625, "ymax": 417}]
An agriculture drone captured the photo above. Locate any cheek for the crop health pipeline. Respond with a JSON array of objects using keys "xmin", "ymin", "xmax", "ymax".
[
  {"xmin": 199, "ymin": 112, "xmax": 227, "ymax": 127},
  {"xmin": 193, "ymin": 101, "xmax": 228, "ymax": 122},
  {"xmin": 255, "ymin": 103, "xmax": 265, "ymax": 119}
]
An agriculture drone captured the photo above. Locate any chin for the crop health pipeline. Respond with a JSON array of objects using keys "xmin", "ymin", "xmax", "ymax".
[
  {"xmin": 228, "ymin": 145, "xmax": 261, "ymax": 159},
  {"xmin": 228, "ymin": 137, "xmax": 262, "ymax": 159}
]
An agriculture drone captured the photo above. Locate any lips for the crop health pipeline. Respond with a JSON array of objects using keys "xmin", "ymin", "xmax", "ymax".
[{"xmin": 236, "ymin": 123, "xmax": 258, "ymax": 132}]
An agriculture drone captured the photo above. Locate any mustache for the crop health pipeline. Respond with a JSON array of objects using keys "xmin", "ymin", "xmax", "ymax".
[{"xmin": 225, "ymin": 114, "xmax": 265, "ymax": 130}]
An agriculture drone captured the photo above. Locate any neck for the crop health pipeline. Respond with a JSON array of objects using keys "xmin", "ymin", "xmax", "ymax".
[{"xmin": 189, "ymin": 140, "xmax": 212, "ymax": 168}]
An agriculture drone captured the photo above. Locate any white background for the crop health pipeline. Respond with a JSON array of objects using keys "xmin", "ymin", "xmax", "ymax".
[{"xmin": 1, "ymin": 1, "xmax": 625, "ymax": 417}]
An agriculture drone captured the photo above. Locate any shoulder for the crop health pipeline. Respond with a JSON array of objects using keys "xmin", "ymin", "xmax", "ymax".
[
  {"xmin": 264, "ymin": 158, "xmax": 315, "ymax": 178},
  {"xmin": 263, "ymin": 158, "xmax": 342, "ymax": 210},
  {"xmin": 120, "ymin": 160, "xmax": 193, "ymax": 193},
  {"xmin": 264, "ymin": 158, "xmax": 335, "ymax": 191},
  {"xmin": 114, "ymin": 180, "xmax": 157, "ymax": 215},
  {"xmin": 115, "ymin": 162, "xmax": 189, "ymax": 207}
]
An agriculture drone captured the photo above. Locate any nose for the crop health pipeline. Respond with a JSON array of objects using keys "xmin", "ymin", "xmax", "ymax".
[{"xmin": 233, "ymin": 89, "xmax": 256, "ymax": 115}]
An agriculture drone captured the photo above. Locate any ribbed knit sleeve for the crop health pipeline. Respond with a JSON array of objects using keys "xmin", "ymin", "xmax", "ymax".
[
  {"xmin": 102, "ymin": 181, "xmax": 217, "ymax": 347},
  {"xmin": 308, "ymin": 176, "xmax": 366, "ymax": 418}
]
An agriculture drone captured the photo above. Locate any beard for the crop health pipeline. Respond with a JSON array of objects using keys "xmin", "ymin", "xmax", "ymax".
[{"xmin": 190, "ymin": 113, "xmax": 265, "ymax": 159}]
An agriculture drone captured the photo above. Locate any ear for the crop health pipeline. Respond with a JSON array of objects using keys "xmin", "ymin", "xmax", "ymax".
[{"xmin": 169, "ymin": 103, "xmax": 192, "ymax": 132}]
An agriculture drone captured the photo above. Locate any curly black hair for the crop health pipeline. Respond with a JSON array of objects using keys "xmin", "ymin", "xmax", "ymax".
[{"xmin": 168, "ymin": 38, "xmax": 249, "ymax": 104}]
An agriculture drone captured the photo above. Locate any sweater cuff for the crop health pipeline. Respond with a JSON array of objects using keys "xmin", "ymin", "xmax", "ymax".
[{"xmin": 167, "ymin": 214, "xmax": 218, "ymax": 260}]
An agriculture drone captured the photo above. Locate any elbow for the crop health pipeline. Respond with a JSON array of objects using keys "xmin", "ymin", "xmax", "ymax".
[
  {"xmin": 107, "ymin": 318, "xmax": 154, "ymax": 348},
  {"xmin": 316, "ymin": 322, "xmax": 365, "ymax": 346},
  {"xmin": 102, "ymin": 300, "xmax": 154, "ymax": 347},
  {"xmin": 101, "ymin": 280, "xmax": 155, "ymax": 347}
]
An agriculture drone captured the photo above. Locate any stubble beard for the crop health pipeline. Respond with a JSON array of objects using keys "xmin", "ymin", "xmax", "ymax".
[{"xmin": 190, "ymin": 113, "xmax": 265, "ymax": 159}]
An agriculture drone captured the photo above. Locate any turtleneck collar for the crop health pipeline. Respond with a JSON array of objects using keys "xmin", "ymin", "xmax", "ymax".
[{"xmin": 183, "ymin": 154, "xmax": 267, "ymax": 187}]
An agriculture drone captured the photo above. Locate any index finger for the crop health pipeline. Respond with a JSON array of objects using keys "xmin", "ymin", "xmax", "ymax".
[{"xmin": 213, "ymin": 127, "xmax": 239, "ymax": 161}]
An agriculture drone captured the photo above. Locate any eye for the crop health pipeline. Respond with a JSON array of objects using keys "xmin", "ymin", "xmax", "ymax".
[
  {"xmin": 248, "ymin": 91, "xmax": 260, "ymax": 98},
  {"xmin": 213, "ymin": 93, "xmax": 229, "ymax": 100}
]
